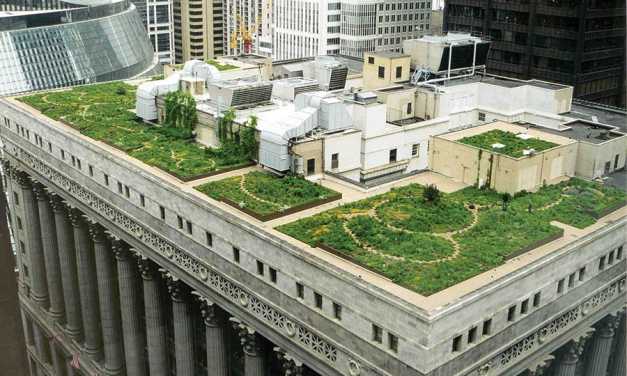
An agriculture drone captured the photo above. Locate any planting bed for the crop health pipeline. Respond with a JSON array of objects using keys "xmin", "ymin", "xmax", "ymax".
[
  {"xmin": 278, "ymin": 178, "xmax": 625, "ymax": 296},
  {"xmin": 459, "ymin": 129, "xmax": 559, "ymax": 158},
  {"xmin": 196, "ymin": 171, "xmax": 340, "ymax": 219},
  {"xmin": 18, "ymin": 82, "xmax": 250, "ymax": 180}
]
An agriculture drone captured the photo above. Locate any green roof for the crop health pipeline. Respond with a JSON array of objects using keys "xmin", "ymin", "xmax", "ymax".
[
  {"xmin": 458, "ymin": 129, "xmax": 559, "ymax": 158},
  {"xmin": 278, "ymin": 178, "xmax": 625, "ymax": 296},
  {"xmin": 18, "ymin": 82, "xmax": 251, "ymax": 180}
]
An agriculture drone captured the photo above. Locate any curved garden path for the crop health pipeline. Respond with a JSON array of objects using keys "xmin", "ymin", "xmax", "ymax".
[
  {"xmin": 336, "ymin": 198, "xmax": 483, "ymax": 265},
  {"xmin": 238, "ymin": 174, "xmax": 282, "ymax": 209}
]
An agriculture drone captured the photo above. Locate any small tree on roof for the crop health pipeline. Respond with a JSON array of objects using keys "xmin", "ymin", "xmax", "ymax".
[{"xmin": 423, "ymin": 184, "xmax": 441, "ymax": 204}]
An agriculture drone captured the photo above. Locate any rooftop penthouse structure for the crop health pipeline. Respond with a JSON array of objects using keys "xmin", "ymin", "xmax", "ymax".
[{"xmin": 0, "ymin": 33, "xmax": 625, "ymax": 376}]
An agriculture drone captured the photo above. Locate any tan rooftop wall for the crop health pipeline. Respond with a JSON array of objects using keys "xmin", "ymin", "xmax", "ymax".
[
  {"xmin": 429, "ymin": 136, "xmax": 578, "ymax": 194},
  {"xmin": 377, "ymin": 88, "xmax": 417, "ymax": 122},
  {"xmin": 576, "ymin": 136, "xmax": 627, "ymax": 179},
  {"xmin": 363, "ymin": 53, "xmax": 411, "ymax": 90}
]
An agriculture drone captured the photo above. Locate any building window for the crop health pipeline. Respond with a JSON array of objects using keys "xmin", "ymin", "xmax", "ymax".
[
  {"xmin": 331, "ymin": 153, "xmax": 339, "ymax": 169},
  {"xmin": 232, "ymin": 247, "xmax": 240, "ymax": 263},
  {"xmin": 296, "ymin": 282, "xmax": 304, "ymax": 299},
  {"xmin": 124, "ymin": 185, "xmax": 130, "ymax": 198},
  {"xmin": 76, "ymin": 158, "xmax": 81, "ymax": 170},
  {"xmin": 60, "ymin": 149, "xmax": 65, "ymax": 160},
  {"xmin": 568, "ymin": 272, "xmax": 575, "ymax": 288},
  {"xmin": 617, "ymin": 246, "xmax": 623, "ymax": 260},
  {"xmin": 88, "ymin": 165, "xmax": 94, "ymax": 177},
  {"xmin": 16, "ymin": 217, "xmax": 22, "ymax": 230},
  {"xmin": 269, "ymin": 267, "xmax": 277, "ymax": 283},
  {"xmin": 117, "ymin": 182, "xmax": 123, "ymax": 194},
  {"xmin": 557, "ymin": 278, "xmax": 565, "ymax": 293},
  {"xmin": 482, "ymin": 319, "xmax": 492, "ymax": 336},
  {"xmin": 314, "ymin": 292, "xmax": 323, "ymax": 309},
  {"xmin": 372, "ymin": 324, "xmax": 383, "ymax": 343},
  {"xmin": 378, "ymin": 66, "xmax": 385, "ymax": 78},
  {"xmin": 177, "ymin": 215, "xmax": 183, "ymax": 229},
  {"xmin": 13, "ymin": 192, "xmax": 19, "ymax": 206},
  {"xmin": 608, "ymin": 250, "xmax": 615, "ymax": 264},
  {"xmin": 407, "ymin": 102, "xmax": 412, "ymax": 115},
  {"xmin": 159, "ymin": 206, "xmax": 166, "ymax": 220},
  {"xmin": 468, "ymin": 327, "xmax": 477, "ymax": 344},
  {"xmin": 389, "ymin": 149, "xmax": 397, "ymax": 163},
  {"xmin": 186, "ymin": 220, "xmax": 193, "ymax": 235},
  {"xmin": 140, "ymin": 194, "xmax": 145, "ymax": 207},
  {"xmin": 256, "ymin": 260, "xmax": 264, "ymax": 276},
  {"xmin": 520, "ymin": 299, "xmax": 529, "ymax": 314},
  {"xmin": 578, "ymin": 267, "xmax": 586, "ymax": 281},
  {"xmin": 333, "ymin": 302, "xmax": 342, "ymax": 320},
  {"xmin": 599, "ymin": 255, "xmax": 606, "ymax": 270},
  {"xmin": 395, "ymin": 66, "xmax": 402, "ymax": 78},
  {"xmin": 478, "ymin": 112, "xmax": 486, "ymax": 121},
  {"xmin": 412, "ymin": 143, "xmax": 420, "ymax": 156},
  {"xmin": 48, "ymin": 142, "xmax": 52, "ymax": 153},
  {"xmin": 20, "ymin": 240, "xmax": 25, "ymax": 254},
  {"xmin": 368, "ymin": 56, "xmax": 375, "ymax": 64},
  {"xmin": 507, "ymin": 306, "xmax": 516, "ymax": 322},
  {"xmin": 388, "ymin": 333, "xmax": 398, "ymax": 353},
  {"xmin": 104, "ymin": 173, "xmax": 109, "ymax": 186},
  {"xmin": 533, "ymin": 292, "xmax": 541, "ymax": 307},
  {"xmin": 452, "ymin": 335, "xmax": 462, "ymax": 352},
  {"xmin": 205, "ymin": 231, "xmax": 213, "ymax": 247}
]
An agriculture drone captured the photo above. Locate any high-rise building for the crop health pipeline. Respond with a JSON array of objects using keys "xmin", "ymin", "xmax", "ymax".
[
  {"xmin": 224, "ymin": 0, "xmax": 263, "ymax": 56},
  {"xmin": 133, "ymin": 0, "xmax": 176, "ymax": 64},
  {"xmin": 444, "ymin": 0, "xmax": 626, "ymax": 107},
  {"xmin": 1, "ymin": 35, "xmax": 625, "ymax": 376},
  {"xmin": 172, "ymin": 0, "xmax": 226, "ymax": 62},
  {"xmin": 0, "ymin": 0, "xmax": 156, "ymax": 96},
  {"xmin": 270, "ymin": 0, "xmax": 434, "ymax": 61}
]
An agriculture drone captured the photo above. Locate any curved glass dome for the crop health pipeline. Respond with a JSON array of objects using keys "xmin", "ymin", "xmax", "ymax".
[{"xmin": 0, "ymin": 1, "xmax": 155, "ymax": 96}]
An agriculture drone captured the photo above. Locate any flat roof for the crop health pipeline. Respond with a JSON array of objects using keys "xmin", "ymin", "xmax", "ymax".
[
  {"xmin": 438, "ymin": 121, "xmax": 574, "ymax": 145},
  {"xmin": 367, "ymin": 51, "xmax": 409, "ymax": 59},
  {"xmin": 440, "ymin": 74, "xmax": 570, "ymax": 91},
  {"xmin": 531, "ymin": 120, "xmax": 625, "ymax": 144}
]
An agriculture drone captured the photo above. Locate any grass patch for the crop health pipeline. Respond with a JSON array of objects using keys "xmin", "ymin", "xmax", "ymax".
[
  {"xmin": 459, "ymin": 129, "xmax": 559, "ymax": 158},
  {"xmin": 206, "ymin": 59, "xmax": 239, "ymax": 71},
  {"xmin": 278, "ymin": 178, "xmax": 625, "ymax": 295},
  {"xmin": 18, "ymin": 82, "xmax": 251, "ymax": 180},
  {"xmin": 196, "ymin": 171, "xmax": 339, "ymax": 216}
]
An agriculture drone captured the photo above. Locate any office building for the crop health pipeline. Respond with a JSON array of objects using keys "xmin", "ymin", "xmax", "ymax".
[
  {"xmin": 444, "ymin": 0, "xmax": 626, "ymax": 107},
  {"xmin": 1, "ymin": 34, "xmax": 625, "ymax": 376}
]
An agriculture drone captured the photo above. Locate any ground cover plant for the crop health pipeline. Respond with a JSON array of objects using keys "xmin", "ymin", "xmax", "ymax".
[
  {"xmin": 196, "ymin": 171, "xmax": 339, "ymax": 216},
  {"xmin": 278, "ymin": 178, "xmax": 625, "ymax": 296},
  {"xmin": 206, "ymin": 59, "xmax": 238, "ymax": 71},
  {"xmin": 18, "ymin": 82, "xmax": 252, "ymax": 180},
  {"xmin": 459, "ymin": 129, "xmax": 559, "ymax": 158}
]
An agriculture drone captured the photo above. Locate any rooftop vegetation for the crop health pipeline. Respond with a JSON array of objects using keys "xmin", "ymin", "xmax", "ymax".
[
  {"xmin": 206, "ymin": 59, "xmax": 239, "ymax": 71},
  {"xmin": 18, "ymin": 82, "xmax": 252, "ymax": 180},
  {"xmin": 196, "ymin": 171, "xmax": 339, "ymax": 217},
  {"xmin": 458, "ymin": 129, "xmax": 559, "ymax": 158},
  {"xmin": 278, "ymin": 178, "xmax": 625, "ymax": 296}
]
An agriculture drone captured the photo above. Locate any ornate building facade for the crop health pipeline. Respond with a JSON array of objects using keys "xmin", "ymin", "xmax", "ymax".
[{"xmin": 0, "ymin": 90, "xmax": 625, "ymax": 376}]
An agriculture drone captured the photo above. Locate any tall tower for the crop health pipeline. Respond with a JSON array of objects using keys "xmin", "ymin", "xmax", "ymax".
[{"xmin": 173, "ymin": 0, "xmax": 225, "ymax": 63}]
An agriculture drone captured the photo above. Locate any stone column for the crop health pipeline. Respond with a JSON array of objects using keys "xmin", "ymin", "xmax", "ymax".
[
  {"xmin": 32, "ymin": 323, "xmax": 51, "ymax": 365},
  {"xmin": 50, "ymin": 195, "xmax": 82, "ymax": 341},
  {"xmin": 50, "ymin": 338, "xmax": 67, "ymax": 376},
  {"xmin": 113, "ymin": 241, "xmax": 146, "ymax": 376},
  {"xmin": 33, "ymin": 184, "xmax": 65, "ymax": 321},
  {"xmin": 555, "ymin": 338, "xmax": 586, "ymax": 376},
  {"xmin": 199, "ymin": 297, "xmax": 228, "ymax": 376},
  {"xmin": 138, "ymin": 258, "xmax": 169, "ymax": 376},
  {"xmin": 585, "ymin": 316, "xmax": 619, "ymax": 376},
  {"xmin": 17, "ymin": 174, "xmax": 49, "ymax": 308},
  {"xmin": 166, "ymin": 276, "xmax": 195, "ymax": 376},
  {"xmin": 69, "ymin": 210, "xmax": 102, "ymax": 362},
  {"xmin": 91, "ymin": 223, "xmax": 124, "ymax": 374},
  {"xmin": 275, "ymin": 347, "xmax": 304, "ymax": 376},
  {"xmin": 611, "ymin": 312, "xmax": 626, "ymax": 376},
  {"xmin": 232, "ymin": 319, "xmax": 265, "ymax": 376}
]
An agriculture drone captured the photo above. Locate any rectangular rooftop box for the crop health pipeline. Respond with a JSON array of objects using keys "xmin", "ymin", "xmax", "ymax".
[
  {"xmin": 403, "ymin": 33, "xmax": 490, "ymax": 73},
  {"xmin": 207, "ymin": 79, "xmax": 273, "ymax": 108}
]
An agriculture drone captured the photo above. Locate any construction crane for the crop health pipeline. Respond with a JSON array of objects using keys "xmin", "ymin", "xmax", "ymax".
[{"xmin": 229, "ymin": 14, "xmax": 260, "ymax": 54}]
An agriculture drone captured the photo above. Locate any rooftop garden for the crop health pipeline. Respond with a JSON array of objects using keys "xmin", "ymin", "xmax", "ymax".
[
  {"xmin": 277, "ymin": 178, "xmax": 625, "ymax": 296},
  {"xmin": 458, "ymin": 129, "xmax": 559, "ymax": 158},
  {"xmin": 196, "ymin": 171, "xmax": 340, "ymax": 220},
  {"xmin": 206, "ymin": 59, "xmax": 239, "ymax": 71},
  {"xmin": 18, "ymin": 82, "xmax": 253, "ymax": 180}
]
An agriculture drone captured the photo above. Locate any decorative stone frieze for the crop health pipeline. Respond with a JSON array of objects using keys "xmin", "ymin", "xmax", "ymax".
[{"xmin": 2, "ymin": 142, "xmax": 355, "ymax": 373}]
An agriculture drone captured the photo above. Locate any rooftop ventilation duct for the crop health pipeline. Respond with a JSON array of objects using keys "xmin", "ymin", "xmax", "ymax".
[{"xmin": 207, "ymin": 79, "xmax": 273, "ymax": 108}]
